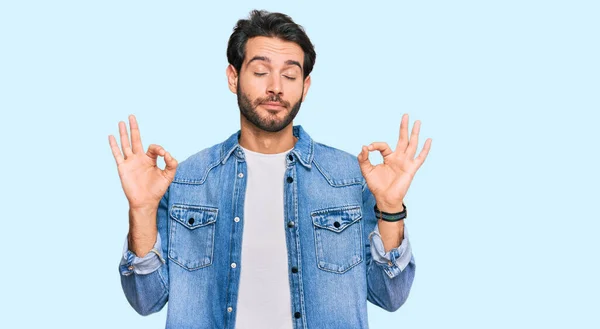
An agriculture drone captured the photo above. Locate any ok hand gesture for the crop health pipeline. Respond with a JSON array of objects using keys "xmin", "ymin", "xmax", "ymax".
[
  {"xmin": 108, "ymin": 115, "xmax": 178, "ymax": 211},
  {"xmin": 358, "ymin": 114, "xmax": 432, "ymax": 213}
]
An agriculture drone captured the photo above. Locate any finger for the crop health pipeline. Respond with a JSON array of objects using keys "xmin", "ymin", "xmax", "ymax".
[
  {"xmin": 108, "ymin": 135, "xmax": 124, "ymax": 165},
  {"xmin": 118, "ymin": 121, "xmax": 132, "ymax": 158},
  {"xmin": 368, "ymin": 142, "xmax": 393, "ymax": 157},
  {"xmin": 416, "ymin": 138, "xmax": 432, "ymax": 166},
  {"xmin": 406, "ymin": 120, "xmax": 421, "ymax": 158},
  {"xmin": 357, "ymin": 145, "xmax": 375, "ymax": 175},
  {"xmin": 129, "ymin": 114, "xmax": 144, "ymax": 154},
  {"xmin": 164, "ymin": 152, "xmax": 178, "ymax": 178},
  {"xmin": 396, "ymin": 113, "xmax": 409, "ymax": 152},
  {"xmin": 146, "ymin": 144, "xmax": 166, "ymax": 160}
]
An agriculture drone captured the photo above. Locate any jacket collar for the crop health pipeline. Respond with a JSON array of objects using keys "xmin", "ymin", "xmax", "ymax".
[{"xmin": 220, "ymin": 125, "xmax": 314, "ymax": 168}]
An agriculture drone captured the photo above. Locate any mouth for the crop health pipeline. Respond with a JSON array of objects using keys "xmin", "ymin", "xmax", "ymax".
[{"xmin": 260, "ymin": 102, "xmax": 286, "ymax": 110}]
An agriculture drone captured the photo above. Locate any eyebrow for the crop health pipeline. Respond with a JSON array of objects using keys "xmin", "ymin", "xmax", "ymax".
[{"xmin": 247, "ymin": 56, "xmax": 303, "ymax": 71}]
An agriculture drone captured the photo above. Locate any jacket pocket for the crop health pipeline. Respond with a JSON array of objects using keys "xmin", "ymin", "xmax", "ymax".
[
  {"xmin": 168, "ymin": 204, "xmax": 218, "ymax": 270},
  {"xmin": 311, "ymin": 205, "xmax": 363, "ymax": 273}
]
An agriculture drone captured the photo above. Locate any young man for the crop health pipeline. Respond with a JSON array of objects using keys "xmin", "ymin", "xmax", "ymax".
[{"xmin": 109, "ymin": 10, "xmax": 431, "ymax": 329}]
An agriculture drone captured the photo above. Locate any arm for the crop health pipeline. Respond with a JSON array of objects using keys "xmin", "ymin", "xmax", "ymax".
[
  {"xmin": 108, "ymin": 115, "xmax": 177, "ymax": 316},
  {"xmin": 356, "ymin": 113, "xmax": 431, "ymax": 311},
  {"xmin": 363, "ymin": 182, "xmax": 415, "ymax": 311},
  {"xmin": 119, "ymin": 190, "xmax": 170, "ymax": 315}
]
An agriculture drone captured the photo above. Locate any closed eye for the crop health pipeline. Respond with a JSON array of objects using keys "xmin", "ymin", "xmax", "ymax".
[
  {"xmin": 254, "ymin": 72, "xmax": 267, "ymax": 77},
  {"xmin": 283, "ymin": 76, "xmax": 297, "ymax": 81}
]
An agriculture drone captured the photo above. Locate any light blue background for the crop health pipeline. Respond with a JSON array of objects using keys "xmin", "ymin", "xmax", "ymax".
[{"xmin": 1, "ymin": 1, "xmax": 598, "ymax": 328}]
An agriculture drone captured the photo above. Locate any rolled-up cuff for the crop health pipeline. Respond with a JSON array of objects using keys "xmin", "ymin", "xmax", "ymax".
[
  {"xmin": 119, "ymin": 233, "xmax": 164, "ymax": 276},
  {"xmin": 369, "ymin": 224, "xmax": 413, "ymax": 279}
]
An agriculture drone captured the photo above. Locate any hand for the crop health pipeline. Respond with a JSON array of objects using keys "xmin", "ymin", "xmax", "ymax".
[
  {"xmin": 108, "ymin": 115, "xmax": 178, "ymax": 211},
  {"xmin": 358, "ymin": 113, "xmax": 432, "ymax": 212}
]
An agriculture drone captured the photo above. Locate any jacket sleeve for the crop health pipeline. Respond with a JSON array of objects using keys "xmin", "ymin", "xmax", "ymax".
[
  {"xmin": 362, "ymin": 181, "xmax": 416, "ymax": 312},
  {"xmin": 118, "ymin": 188, "xmax": 170, "ymax": 315}
]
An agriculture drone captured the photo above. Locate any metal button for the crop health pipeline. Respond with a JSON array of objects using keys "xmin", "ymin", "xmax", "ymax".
[
  {"xmin": 227, "ymin": 307, "xmax": 233, "ymax": 313},
  {"xmin": 288, "ymin": 154, "xmax": 293, "ymax": 161},
  {"xmin": 234, "ymin": 217, "xmax": 240, "ymax": 223},
  {"xmin": 333, "ymin": 221, "xmax": 341, "ymax": 228},
  {"xmin": 291, "ymin": 266, "xmax": 298, "ymax": 273},
  {"xmin": 128, "ymin": 265, "xmax": 134, "ymax": 271},
  {"xmin": 294, "ymin": 312, "xmax": 301, "ymax": 319},
  {"xmin": 287, "ymin": 221, "xmax": 295, "ymax": 228},
  {"xmin": 286, "ymin": 176, "xmax": 293, "ymax": 183},
  {"xmin": 238, "ymin": 173, "xmax": 244, "ymax": 178},
  {"xmin": 188, "ymin": 218, "xmax": 195, "ymax": 225},
  {"xmin": 231, "ymin": 263, "xmax": 237, "ymax": 268},
  {"xmin": 388, "ymin": 261, "xmax": 393, "ymax": 266}
]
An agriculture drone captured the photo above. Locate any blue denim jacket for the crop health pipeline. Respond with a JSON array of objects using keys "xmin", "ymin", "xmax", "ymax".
[{"xmin": 119, "ymin": 125, "xmax": 415, "ymax": 329}]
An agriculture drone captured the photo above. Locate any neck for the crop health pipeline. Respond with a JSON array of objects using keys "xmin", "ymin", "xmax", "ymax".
[{"xmin": 238, "ymin": 117, "xmax": 297, "ymax": 154}]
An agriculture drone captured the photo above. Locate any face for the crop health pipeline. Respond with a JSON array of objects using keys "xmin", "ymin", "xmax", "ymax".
[{"xmin": 227, "ymin": 36, "xmax": 311, "ymax": 133}]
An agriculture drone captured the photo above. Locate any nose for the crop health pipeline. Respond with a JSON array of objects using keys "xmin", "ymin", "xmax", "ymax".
[{"xmin": 267, "ymin": 74, "xmax": 283, "ymax": 96}]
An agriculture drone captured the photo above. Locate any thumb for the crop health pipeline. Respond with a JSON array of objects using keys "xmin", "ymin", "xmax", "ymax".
[{"xmin": 357, "ymin": 145, "xmax": 374, "ymax": 175}]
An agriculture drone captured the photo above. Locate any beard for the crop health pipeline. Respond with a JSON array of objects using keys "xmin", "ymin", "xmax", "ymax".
[{"xmin": 237, "ymin": 81, "xmax": 303, "ymax": 133}]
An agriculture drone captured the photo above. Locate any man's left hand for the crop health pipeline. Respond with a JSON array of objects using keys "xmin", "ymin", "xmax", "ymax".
[{"xmin": 358, "ymin": 113, "xmax": 432, "ymax": 213}]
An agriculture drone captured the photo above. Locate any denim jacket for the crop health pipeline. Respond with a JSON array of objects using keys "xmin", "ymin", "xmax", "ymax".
[{"xmin": 119, "ymin": 125, "xmax": 415, "ymax": 329}]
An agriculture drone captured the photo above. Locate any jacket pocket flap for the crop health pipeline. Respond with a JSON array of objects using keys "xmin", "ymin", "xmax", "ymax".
[
  {"xmin": 170, "ymin": 204, "xmax": 218, "ymax": 229},
  {"xmin": 311, "ymin": 205, "xmax": 362, "ymax": 233}
]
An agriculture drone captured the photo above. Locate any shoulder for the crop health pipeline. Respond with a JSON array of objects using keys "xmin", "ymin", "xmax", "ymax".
[
  {"xmin": 173, "ymin": 142, "xmax": 223, "ymax": 184},
  {"xmin": 312, "ymin": 141, "xmax": 364, "ymax": 187}
]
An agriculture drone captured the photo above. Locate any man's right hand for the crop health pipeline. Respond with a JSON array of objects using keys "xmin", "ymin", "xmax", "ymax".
[{"xmin": 109, "ymin": 114, "xmax": 178, "ymax": 256}]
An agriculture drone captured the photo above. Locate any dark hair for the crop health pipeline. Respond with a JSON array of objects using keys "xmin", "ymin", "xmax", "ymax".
[{"xmin": 227, "ymin": 10, "xmax": 316, "ymax": 78}]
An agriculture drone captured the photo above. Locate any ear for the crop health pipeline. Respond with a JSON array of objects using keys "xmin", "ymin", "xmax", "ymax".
[
  {"xmin": 301, "ymin": 75, "xmax": 312, "ymax": 102},
  {"xmin": 226, "ymin": 64, "xmax": 238, "ymax": 94}
]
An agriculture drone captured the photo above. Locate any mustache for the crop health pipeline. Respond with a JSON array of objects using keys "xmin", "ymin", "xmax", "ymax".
[{"xmin": 253, "ymin": 94, "xmax": 291, "ymax": 108}]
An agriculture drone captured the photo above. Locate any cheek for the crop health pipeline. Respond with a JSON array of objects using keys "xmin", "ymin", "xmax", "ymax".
[
  {"xmin": 240, "ymin": 77, "xmax": 264, "ymax": 97},
  {"xmin": 287, "ymin": 82, "xmax": 304, "ymax": 100}
]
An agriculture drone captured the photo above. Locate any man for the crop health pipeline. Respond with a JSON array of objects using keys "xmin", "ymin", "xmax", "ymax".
[{"xmin": 109, "ymin": 10, "xmax": 431, "ymax": 329}]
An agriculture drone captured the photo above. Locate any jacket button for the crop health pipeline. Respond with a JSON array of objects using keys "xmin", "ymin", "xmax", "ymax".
[
  {"xmin": 188, "ymin": 218, "xmax": 195, "ymax": 225},
  {"xmin": 288, "ymin": 154, "xmax": 293, "ymax": 161},
  {"xmin": 294, "ymin": 312, "xmax": 301, "ymax": 319},
  {"xmin": 291, "ymin": 266, "xmax": 298, "ymax": 273},
  {"xmin": 333, "ymin": 221, "xmax": 341, "ymax": 228},
  {"xmin": 287, "ymin": 176, "xmax": 293, "ymax": 183},
  {"xmin": 287, "ymin": 221, "xmax": 295, "ymax": 228}
]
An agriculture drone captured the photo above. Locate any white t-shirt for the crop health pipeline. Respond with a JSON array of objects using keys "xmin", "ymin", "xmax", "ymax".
[{"xmin": 235, "ymin": 145, "xmax": 294, "ymax": 329}]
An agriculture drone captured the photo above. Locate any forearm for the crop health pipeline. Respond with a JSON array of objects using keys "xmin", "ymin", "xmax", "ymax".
[
  {"xmin": 367, "ymin": 253, "xmax": 415, "ymax": 312},
  {"xmin": 377, "ymin": 219, "xmax": 405, "ymax": 252},
  {"xmin": 363, "ymin": 183, "xmax": 415, "ymax": 311},
  {"xmin": 366, "ymin": 226, "xmax": 415, "ymax": 311},
  {"xmin": 120, "ymin": 260, "xmax": 169, "ymax": 315},
  {"xmin": 119, "ymin": 232, "xmax": 168, "ymax": 315},
  {"xmin": 128, "ymin": 207, "xmax": 158, "ymax": 257}
]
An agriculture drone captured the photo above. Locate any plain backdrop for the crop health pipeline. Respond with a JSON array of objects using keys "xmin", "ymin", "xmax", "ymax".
[{"xmin": 1, "ymin": 1, "xmax": 598, "ymax": 328}]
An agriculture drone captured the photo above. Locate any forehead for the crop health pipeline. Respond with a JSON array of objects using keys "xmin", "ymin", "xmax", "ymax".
[{"xmin": 244, "ymin": 36, "xmax": 304, "ymax": 65}]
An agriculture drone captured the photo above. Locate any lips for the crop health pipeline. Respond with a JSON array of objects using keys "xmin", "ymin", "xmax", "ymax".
[
  {"xmin": 261, "ymin": 102, "xmax": 286, "ymax": 110},
  {"xmin": 262, "ymin": 102, "xmax": 284, "ymax": 107}
]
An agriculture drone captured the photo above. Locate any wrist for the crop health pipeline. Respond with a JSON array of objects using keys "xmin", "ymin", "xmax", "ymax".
[
  {"xmin": 129, "ymin": 203, "xmax": 158, "ymax": 215},
  {"xmin": 376, "ymin": 202, "xmax": 405, "ymax": 213},
  {"xmin": 374, "ymin": 202, "xmax": 407, "ymax": 222}
]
